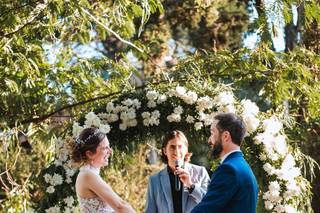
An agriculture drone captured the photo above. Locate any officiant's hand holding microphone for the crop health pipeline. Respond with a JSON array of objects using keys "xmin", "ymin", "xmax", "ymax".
[{"xmin": 174, "ymin": 160, "xmax": 194, "ymax": 191}]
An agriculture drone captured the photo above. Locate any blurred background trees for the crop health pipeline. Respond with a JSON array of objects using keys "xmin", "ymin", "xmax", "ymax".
[{"xmin": 0, "ymin": 0, "xmax": 319, "ymax": 211}]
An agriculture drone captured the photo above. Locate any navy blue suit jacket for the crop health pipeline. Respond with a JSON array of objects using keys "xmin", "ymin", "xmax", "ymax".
[{"xmin": 191, "ymin": 152, "xmax": 258, "ymax": 213}]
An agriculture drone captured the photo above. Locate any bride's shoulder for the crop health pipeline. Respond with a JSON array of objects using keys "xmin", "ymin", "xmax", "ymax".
[{"xmin": 78, "ymin": 165, "xmax": 101, "ymax": 179}]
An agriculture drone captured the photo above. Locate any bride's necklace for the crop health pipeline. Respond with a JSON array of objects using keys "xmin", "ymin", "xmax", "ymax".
[{"xmin": 80, "ymin": 164, "xmax": 100, "ymax": 175}]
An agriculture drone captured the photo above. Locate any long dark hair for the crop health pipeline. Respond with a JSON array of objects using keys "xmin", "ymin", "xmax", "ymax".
[{"xmin": 70, "ymin": 127, "xmax": 106, "ymax": 165}]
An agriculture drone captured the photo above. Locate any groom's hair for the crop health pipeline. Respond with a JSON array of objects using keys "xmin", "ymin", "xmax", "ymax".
[
  {"xmin": 214, "ymin": 113, "xmax": 246, "ymax": 146},
  {"xmin": 161, "ymin": 130, "xmax": 191, "ymax": 164}
]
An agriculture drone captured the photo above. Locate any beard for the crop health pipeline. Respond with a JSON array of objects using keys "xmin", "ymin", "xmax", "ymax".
[{"xmin": 210, "ymin": 137, "xmax": 223, "ymax": 159}]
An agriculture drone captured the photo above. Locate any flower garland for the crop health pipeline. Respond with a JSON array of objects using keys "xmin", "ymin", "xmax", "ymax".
[{"xmin": 41, "ymin": 84, "xmax": 311, "ymax": 213}]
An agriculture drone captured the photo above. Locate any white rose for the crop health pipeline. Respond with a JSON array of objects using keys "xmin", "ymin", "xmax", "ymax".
[
  {"xmin": 241, "ymin": 99, "xmax": 259, "ymax": 116},
  {"xmin": 243, "ymin": 115, "xmax": 260, "ymax": 134},
  {"xmin": 214, "ymin": 92, "xmax": 234, "ymax": 106},
  {"xmin": 262, "ymin": 117, "xmax": 282, "ymax": 135},
  {"xmin": 176, "ymin": 86, "xmax": 186, "ymax": 96},
  {"xmin": 157, "ymin": 95, "xmax": 167, "ymax": 104},
  {"xmin": 99, "ymin": 124, "xmax": 111, "ymax": 134}
]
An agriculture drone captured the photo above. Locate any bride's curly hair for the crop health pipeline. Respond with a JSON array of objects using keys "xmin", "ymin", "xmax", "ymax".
[{"xmin": 70, "ymin": 127, "xmax": 106, "ymax": 165}]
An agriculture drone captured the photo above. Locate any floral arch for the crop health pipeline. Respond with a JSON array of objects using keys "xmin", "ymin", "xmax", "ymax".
[{"xmin": 39, "ymin": 81, "xmax": 312, "ymax": 213}]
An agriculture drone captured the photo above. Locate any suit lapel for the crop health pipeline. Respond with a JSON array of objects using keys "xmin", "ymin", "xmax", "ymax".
[
  {"xmin": 182, "ymin": 163, "xmax": 191, "ymax": 212},
  {"xmin": 159, "ymin": 167, "xmax": 173, "ymax": 213}
]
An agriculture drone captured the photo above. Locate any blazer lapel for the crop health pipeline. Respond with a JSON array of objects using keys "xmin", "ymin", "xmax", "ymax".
[
  {"xmin": 182, "ymin": 163, "xmax": 191, "ymax": 212},
  {"xmin": 159, "ymin": 167, "xmax": 173, "ymax": 213}
]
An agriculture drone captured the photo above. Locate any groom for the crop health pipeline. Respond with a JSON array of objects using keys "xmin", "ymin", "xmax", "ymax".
[{"xmin": 191, "ymin": 113, "xmax": 258, "ymax": 213}]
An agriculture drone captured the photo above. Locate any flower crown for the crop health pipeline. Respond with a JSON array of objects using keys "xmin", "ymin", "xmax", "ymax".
[{"xmin": 75, "ymin": 130, "xmax": 101, "ymax": 146}]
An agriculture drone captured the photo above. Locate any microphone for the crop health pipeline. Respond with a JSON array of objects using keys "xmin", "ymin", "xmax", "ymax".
[{"xmin": 174, "ymin": 160, "xmax": 183, "ymax": 191}]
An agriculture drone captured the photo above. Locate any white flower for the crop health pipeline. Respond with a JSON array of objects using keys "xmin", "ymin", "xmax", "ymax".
[
  {"xmin": 241, "ymin": 99, "xmax": 259, "ymax": 116},
  {"xmin": 147, "ymin": 100, "xmax": 157, "ymax": 108},
  {"xmin": 64, "ymin": 196, "xmax": 75, "ymax": 207},
  {"xmin": 284, "ymin": 205, "xmax": 298, "ymax": 213},
  {"xmin": 264, "ymin": 200, "xmax": 274, "ymax": 210},
  {"xmin": 176, "ymin": 86, "xmax": 186, "ymax": 96},
  {"xmin": 65, "ymin": 176, "xmax": 72, "ymax": 183},
  {"xmin": 127, "ymin": 108, "xmax": 136, "ymax": 119},
  {"xmin": 146, "ymin": 90, "xmax": 159, "ymax": 101},
  {"xmin": 65, "ymin": 168, "xmax": 76, "ymax": 177},
  {"xmin": 106, "ymin": 113, "xmax": 119, "ymax": 123},
  {"xmin": 152, "ymin": 110, "xmax": 160, "ymax": 118},
  {"xmin": 44, "ymin": 174, "xmax": 51, "ymax": 183},
  {"xmin": 157, "ymin": 94, "xmax": 167, "ymax": 104},
  {"xmin": 259, "ymin": 154, "xmax": 267, "ymax": 161},
  {"xmin": 274, "ymin": 204, "xmax": 286, "ymax": 213},
  {"xmin": 167, "ymin": 113, "xmax": 181, "ymax": 122},
  {"xmin": 218, "ymin": 104, "xmax": 236, "ymax": 113},
  {"xmin": 72, "ymin": 122, "xmax": 83, "ymax": 137},
  {"xmin": 194, "ymin": 122, "xmax": 203, "ymax": 130},
  {"xmin": 263, "ymin": 163, "xmax": 275, "ymax": 175},
  {"xmin": 214, "ymin": 91, "xmax": 234, "ymax": 106},
  {"xmin": 51, "ymin": 173, "xmax": 63, "ymax": 186},
  {"xmin": 274, "ymin": 135, "xmax": 288, "ymax": 156},
  {"xmin": 99, "ymin": 124, "xmax": 111, "ymax": 134},
  {"xmin": 85, "ymin": 112, "xmax": 101, "ymax": 127},
  {"xmin": 174, "ymin": 106, "xmax": 183, "ymax": 114},
  {"xmin": 183, "ymin": 91, "xmax": 198, "ymax": 104},
  {"xmin": 142, "ymin": 112, "xmax": 151, "ymax": 119},
  {"xmin": 64, "ymin": 207, "xmax": 71, "ymax": 213},
  {"xmin": 243, "ymin": 115, "xmax": 260, "ymax": 134},
  {"xmin": 46, "ymin": 186, "xmax": 55, "ymax": 194},
  {"xmin": 262, "ymin": 117, "xmax": 282, "ymax": 135},
  {"xmin": 132, "ymin": 99, "xmax": 141, "ymax": 109},
  {"xmin": 254, "ymin": 132, "xmax": 275, "ymax": 151},
  {"xmin": 106, "ymin": 102, "xmax": 114, "ymax": 113},
  {"xmin": 186, "ymin": 115, "xmax": 195, "ymax": 123},
  {"xmin": 121, "ymin": 98, "xmax": 133, "ymax": 106},
  {"xmin": 119, "ymin": 123, "xmax": 127, "ymax": 131},
  {"xmin": 196, "ymin": 96, "xmax": 213, "ymax": 111},
  {"xmin": 269, "ymin": 181, "xmax": 280, "ymax": 192},
  {"xmin": 45, "ymin": 206, "xmax": 60, "ymax": 213}
]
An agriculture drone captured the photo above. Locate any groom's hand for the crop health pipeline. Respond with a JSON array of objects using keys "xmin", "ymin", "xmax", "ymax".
[{"xmin": 176, "ymin": 167, "xmax": 192, "ymax": 188}]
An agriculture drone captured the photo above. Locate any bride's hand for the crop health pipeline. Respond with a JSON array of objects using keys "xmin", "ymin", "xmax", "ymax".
[{"xmin": 118, "ymin": 200, "xmax": 136, "ymax": 213}]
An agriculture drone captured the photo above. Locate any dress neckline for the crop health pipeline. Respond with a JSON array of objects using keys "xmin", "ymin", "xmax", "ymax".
[{"xmin": 79, "ymin": 164, "xmax": 100, "ymax": 175}]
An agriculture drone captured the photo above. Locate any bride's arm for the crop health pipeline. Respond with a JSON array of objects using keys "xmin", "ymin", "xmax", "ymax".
[{"xmin": 83, "ymin": 172, "xmax": 136, "ymax": 213}]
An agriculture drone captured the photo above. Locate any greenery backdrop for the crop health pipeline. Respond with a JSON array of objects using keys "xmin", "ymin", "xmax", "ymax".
[{"xmin": 1, "ymin": 0, "xmax": 320, "ymax": 212}]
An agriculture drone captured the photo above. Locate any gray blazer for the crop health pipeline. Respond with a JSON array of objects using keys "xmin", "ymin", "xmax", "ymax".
[{"xmin": 145, "ymin": 163, "xmax": 210, "ymax": 213}]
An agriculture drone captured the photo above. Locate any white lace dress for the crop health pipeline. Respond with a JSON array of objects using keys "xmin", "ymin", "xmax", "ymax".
[{"xmin": 78, "ymin": 165, "xmax": 115, "ymax": 213}]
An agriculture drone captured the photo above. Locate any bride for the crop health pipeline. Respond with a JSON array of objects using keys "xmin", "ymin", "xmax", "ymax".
[{"xmin": 71, "ymin": 127, "xmax": 136, "ymax": 213}]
